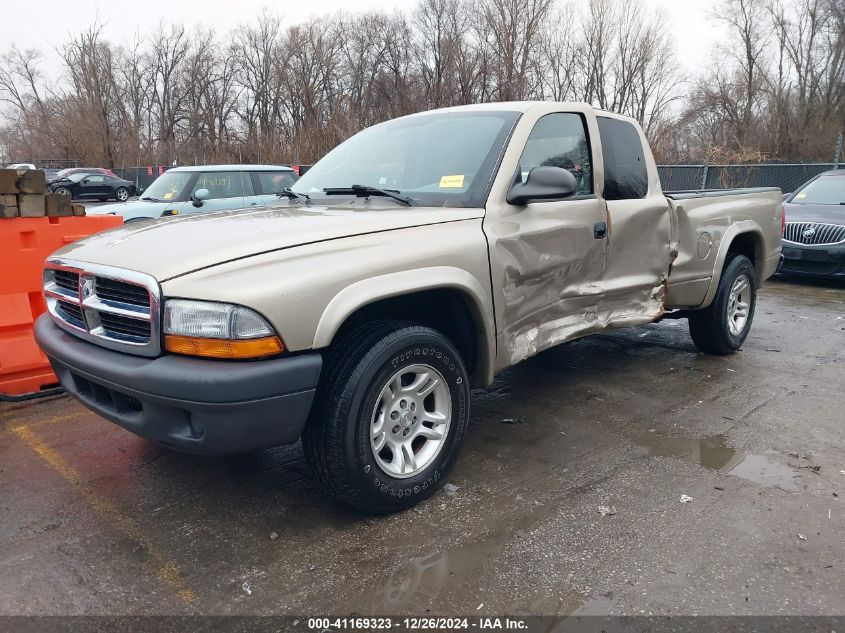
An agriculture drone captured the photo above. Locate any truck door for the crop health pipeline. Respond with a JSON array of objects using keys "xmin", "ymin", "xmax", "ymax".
[
  {"xmin": 595, "ymin": 116, "xmax": 672, "ymax": 323},
  {"xmin": 484, "ymin": 110, "xmax": 609, "ymax": 368}
]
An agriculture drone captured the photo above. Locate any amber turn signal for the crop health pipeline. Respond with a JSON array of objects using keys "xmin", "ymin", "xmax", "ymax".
[{"xmin": 164, "ymin": 334, "xmax": 284, "ymax": 359}]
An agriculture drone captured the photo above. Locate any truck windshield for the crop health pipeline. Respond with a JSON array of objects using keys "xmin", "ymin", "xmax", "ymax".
[
  {"xmin": 292, "ymin": 110, "xmax": 520, "ymax": 208},
  {"xmin": 791, "ymin": 174, "xmax": 845, "ymax": 206}
]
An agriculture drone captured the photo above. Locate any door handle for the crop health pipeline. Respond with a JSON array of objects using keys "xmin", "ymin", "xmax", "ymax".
[{"xmin": 594, "ymin": 222, "xmax": 607, "ymax": 239}]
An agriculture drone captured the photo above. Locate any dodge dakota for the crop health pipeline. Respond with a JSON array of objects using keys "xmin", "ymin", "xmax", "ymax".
[{"xmin": 35, "ymin": 102, "xmax": 783, "ymax": 513}]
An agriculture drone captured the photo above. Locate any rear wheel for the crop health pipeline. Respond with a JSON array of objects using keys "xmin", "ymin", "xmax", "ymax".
[
  {"xmin": 115, "ymin": 186, "xmax": 130, "ymax": 202},
  {"xmin": 303, "ymin": 321, "xmax": 470, "ymax": 514},
  {"xmin": 688, "ymin": 254, "xmax": 757, "ymax": 355}
]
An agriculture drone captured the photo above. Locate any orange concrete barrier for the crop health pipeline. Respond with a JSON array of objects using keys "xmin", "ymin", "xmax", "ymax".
[{"xmin": 0, "ymin": 216, "xmax": 123, "ymax": 398}]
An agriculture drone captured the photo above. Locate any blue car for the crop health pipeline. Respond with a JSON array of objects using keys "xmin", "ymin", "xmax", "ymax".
[{"xmin": 88, "ymin": 165, "xmax": 297, "ymax": 222}]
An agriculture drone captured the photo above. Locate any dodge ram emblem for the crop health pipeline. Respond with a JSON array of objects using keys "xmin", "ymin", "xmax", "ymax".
[
  {"xmin": 80, "ymin": 277, "xmax": 95, "ymax": 299},
  {"xmin": 803, "ymin": 226, "xmax": 816, "ymax": 238}
]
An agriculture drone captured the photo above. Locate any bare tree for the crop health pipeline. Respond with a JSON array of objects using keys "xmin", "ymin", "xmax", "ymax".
[
  {"xmin": 712, "ymin": 0, "xmax": 770, "ymax": 148},
  {"xmin": 538, "ymin": 2, "xmax": 579, "ymax": 101},
  {"xmin": 61, "ymin": 23, "xmax": 124, "ymax": 166},
  {"xmin": 479, "ymin": 0, "xmax": 554, "ymax": 100},
  {"xmin": 0, "ymin": 0, "xmax": 841, "ymax": 167},
  {"xmin": 149, "ymin": 23, "xmax": 189, "ymax": 164}
]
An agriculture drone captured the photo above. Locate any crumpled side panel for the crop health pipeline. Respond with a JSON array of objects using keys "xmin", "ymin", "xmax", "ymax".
[
  {"xmin": 503, "ymin": 275, "xmax": 666, "ymax": 365},
  {"xmin": 488, "ymin": 195, "xmax": 672, "ymax": 367},
  {"xmin": 485, "ymin": 200, "xmax": 610, "ymax": 368},
  {"xmin": 498, "ymin": 223, "xmax": 606, "ymax": 326}
]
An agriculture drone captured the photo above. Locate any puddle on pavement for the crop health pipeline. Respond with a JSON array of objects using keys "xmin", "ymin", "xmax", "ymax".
[
  {"xmin": 357, "ymin": 546, "xmax": 587, "ymax": 617},
  {"xmin": 569, "ymin": 595, "xmax": 614, "ymax": 616},
  {"xmin": 348, "ymin": 495, "xmax": 587, "ymax": 617},
  {"xmin": 625, "ymin": 429, "xmax": 800, "ymax": 491}
]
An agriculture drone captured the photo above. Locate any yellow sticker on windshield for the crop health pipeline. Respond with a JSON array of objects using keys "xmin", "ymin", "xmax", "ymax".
[
  {"xmin": 163, "ymin": 192, "xmax": 173, "ymax": 199},
  {"xmin": 439, "ymin": 175, "xmax": 465, "ymax": 188}
]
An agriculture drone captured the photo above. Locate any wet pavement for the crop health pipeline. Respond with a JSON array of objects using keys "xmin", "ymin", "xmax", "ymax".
[{"xmin": 1, "ymin": 277, "xmax": 844, "ymax": 617}]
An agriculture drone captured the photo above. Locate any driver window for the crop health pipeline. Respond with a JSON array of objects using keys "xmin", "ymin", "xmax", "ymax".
[{"xmin": 517, "ymin": 113, "xmax": 593, "ymax": 195}]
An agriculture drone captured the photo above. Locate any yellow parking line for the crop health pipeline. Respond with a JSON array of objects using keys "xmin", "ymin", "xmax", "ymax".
[
  {"xmin": 17, "ymin": 410, "xmax": 88, "ymax": 427},
  {"xmin": 0, "ymin": 403, "xmax": 81, "ymax": 426},
  {"xmin": 11, "ymin": 424, "xmax": 196, "ymax": 607}
]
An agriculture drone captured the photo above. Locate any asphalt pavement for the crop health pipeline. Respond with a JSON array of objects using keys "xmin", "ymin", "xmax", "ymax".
[{"xmin": 1, "ymin": 277, "xmax": 843, "ymax": 618}]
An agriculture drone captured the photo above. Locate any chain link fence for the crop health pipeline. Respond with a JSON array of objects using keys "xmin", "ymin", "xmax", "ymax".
[
  {"xmin": 111, "ymin": 167, "xmax": 170, "ymax": 192},
  {"xmin": 53, "ymin": 162, "xmax": 845, "ymax": 196},
  {"xmin": 658, "ymin": 163, "xmax": 842, "ymax": 194}
]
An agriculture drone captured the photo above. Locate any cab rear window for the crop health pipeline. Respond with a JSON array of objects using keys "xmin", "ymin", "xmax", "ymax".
[{"xmin": 597, "ymin": 117, "xmax": 648, "ymax": 200}]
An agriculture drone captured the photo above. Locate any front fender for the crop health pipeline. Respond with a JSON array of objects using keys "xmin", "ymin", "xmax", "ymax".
[{"xmin": 313, "ymin": 266, "xmax": 496, "ymax": 385}]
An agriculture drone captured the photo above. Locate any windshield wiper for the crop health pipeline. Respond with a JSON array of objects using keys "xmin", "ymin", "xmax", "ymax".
[
  {"xmin": 277, "ymin": 188, "xmax": 310, "ymax": 204},
  {"xmin": 140, "ymin": 196, "xmax": 162, "ymax": 202},
  {"xmin": 323, "ymin": 184, "xmax": 415, "ymax": 206}
]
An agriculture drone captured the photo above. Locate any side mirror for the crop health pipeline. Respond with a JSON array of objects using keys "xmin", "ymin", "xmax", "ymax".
[
  {"xmin": 81, "ymin": 178, "xmax": 89, "ymax": 184},
  {"xmin": 191, "ymin": 188, "xmax": 211, "ymax": 207},
  {"xmin": 507, "ymin": 166, "xmax": 577, "ymax": 206}
]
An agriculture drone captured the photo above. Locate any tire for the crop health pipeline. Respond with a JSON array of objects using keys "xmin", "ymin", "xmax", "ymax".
[
  {"xmin": 303, "ymin": 320, "xmax": 471, "ymax": 514},
  {"xmin": 54, "ymin": 187, "xmax": 72, "ymax": 200},
  {"xmin": 115, "ymin": 186, "xmax": 129, "ymax": 202},
  {"xmin": 688, "ymin": 254, "xmax": 757, "ymax": 355}
]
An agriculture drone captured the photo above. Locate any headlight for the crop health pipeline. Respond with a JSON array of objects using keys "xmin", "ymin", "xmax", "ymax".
[{"xmin": 163, "ymin": 299, "xmax": 284, "ymax": 359}]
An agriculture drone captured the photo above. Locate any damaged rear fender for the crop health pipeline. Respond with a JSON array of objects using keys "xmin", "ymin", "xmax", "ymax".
[{"xmin": 700, "ymin": 222, "xmax": 765, "ymax": 308}]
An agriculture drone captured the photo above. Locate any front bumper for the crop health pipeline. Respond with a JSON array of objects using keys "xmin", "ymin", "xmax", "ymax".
[
  {"xmin": 780, "ymin": 242, "xmax": 845, "ymax": 277},
  {"xmin": 34, "ymin": 315, "xmax": 322, "ymax": 454}
]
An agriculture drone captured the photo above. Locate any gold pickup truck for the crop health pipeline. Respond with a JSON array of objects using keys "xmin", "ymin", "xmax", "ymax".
[{"xmin": 35, "ymin": 102, "xmax": 783, "ymax": 513}]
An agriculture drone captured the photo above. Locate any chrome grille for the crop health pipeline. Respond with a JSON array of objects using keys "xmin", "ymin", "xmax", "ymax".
[
  {"xmin": 43, "ymin": 258, "xmax": 161, "ymax": 357},
  {"xmin": 53, "ymin": 270, "xmax": 80, "ymax": 294},
  {"xmin": 98, "ymin": 312, "xmax": 153, "ymax": 338},
  {"xmin": 783, "ymin": 222, "xmax": 845, "ymax": 245},
  {"xmin": 95, "ymin": 277, "xmax": 150, "ymax": 307},
  {"xmin": 57, "ymin": 301, "xmax": 84, "ymax": 327}
]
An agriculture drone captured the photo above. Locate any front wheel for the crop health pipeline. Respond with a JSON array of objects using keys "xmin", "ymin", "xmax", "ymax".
[
  {"xmin": 115, "ymin": 186, "xmax": 130, "ymax": 202},
  {"xmin": 303, "ymin": 321, "xmax": 470, "ymax": 514},
  {"xmin": 688, "ymin": 254, "xmax": 757, "ymax": 355},
  {"xmin": 54, "ymin": 187, "xmax": 72, "ymax": 200}
]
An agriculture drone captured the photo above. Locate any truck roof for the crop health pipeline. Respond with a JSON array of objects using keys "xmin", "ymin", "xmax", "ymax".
[{"xmin": 404, "ymin": 101, "xmax": 638, "ymax": 124}]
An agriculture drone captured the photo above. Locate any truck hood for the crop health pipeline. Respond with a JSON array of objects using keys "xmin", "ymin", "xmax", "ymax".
[{"xmin": 54, "ymin": 202, "xmax": 483, "ymax": 281}]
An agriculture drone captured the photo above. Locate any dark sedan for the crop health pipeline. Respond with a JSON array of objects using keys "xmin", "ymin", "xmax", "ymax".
[
  {"xmin": 780, "ymin": 169, "xmax": 845, "ymax": 278},
  {"xmin": 48, "ymin": 172, "xmax": 136, "ymax": 202}
]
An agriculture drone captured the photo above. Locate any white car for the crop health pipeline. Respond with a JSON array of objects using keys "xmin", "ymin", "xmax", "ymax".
[{"xmin": 5, "ymin": 162, "xmax": 37, "ymax": 170}]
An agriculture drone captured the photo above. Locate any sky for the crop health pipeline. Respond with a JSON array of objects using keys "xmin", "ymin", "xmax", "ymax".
[{"xmin": 4, "ymin": 0, "xmax": 724, "ymax": 81}]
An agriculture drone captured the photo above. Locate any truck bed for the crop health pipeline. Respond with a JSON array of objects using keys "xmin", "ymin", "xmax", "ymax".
[
  {"xmin": 665, "ymin": 187, "xmax": 781, "ymax": 200},
  {"xmin": 665, "ymin": 187, "xmax": 783, "ymax": 309}
]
